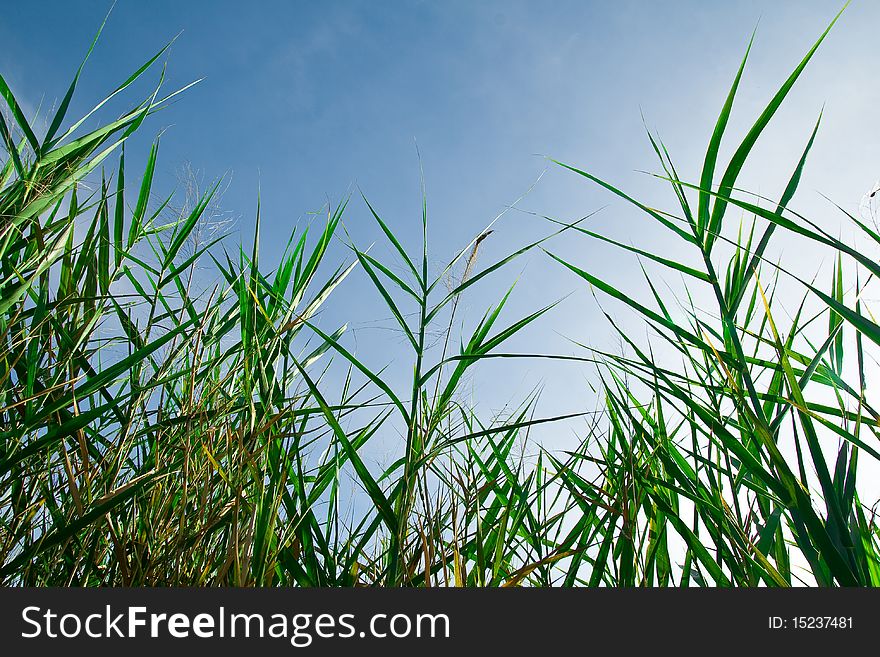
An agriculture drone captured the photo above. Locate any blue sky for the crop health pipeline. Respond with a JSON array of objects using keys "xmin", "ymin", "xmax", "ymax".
[{"xmin": 4, "ymin": 1, "xmax": 880, "ymax": 452}]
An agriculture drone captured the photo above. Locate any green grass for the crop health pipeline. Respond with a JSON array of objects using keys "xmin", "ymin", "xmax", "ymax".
[{"xmin": 2, "ymin": 3, "xmax": 879, "ymax": 586}]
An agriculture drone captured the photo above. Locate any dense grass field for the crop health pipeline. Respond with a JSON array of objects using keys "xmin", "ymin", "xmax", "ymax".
[{"xmin": 2, "ymin": 6, "xmax": 880, "ymax": 586}]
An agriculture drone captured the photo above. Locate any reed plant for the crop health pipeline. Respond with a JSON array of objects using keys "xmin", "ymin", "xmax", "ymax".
[{"xmin": 1, "ymin": 4, "xmax": 877, "ymax": 586}]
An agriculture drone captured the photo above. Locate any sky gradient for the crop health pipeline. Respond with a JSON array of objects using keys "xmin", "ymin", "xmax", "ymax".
[{"xmin": 4, "ymin": 0, "xmax": 879, "ymax": 454}]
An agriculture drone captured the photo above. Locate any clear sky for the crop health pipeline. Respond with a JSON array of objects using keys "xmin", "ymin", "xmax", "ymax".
[{"xmin": 4, "ymin": 1, "xmax": 879, "ymax": 455}]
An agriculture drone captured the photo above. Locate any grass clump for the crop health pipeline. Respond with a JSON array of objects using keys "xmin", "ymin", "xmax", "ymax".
[{"xmin": 2, "ymin": 4, "xmax": 878, "ymax": 586}]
